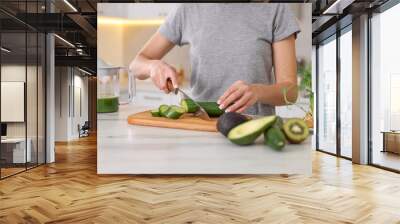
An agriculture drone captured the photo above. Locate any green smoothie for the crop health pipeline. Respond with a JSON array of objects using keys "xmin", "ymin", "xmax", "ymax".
[{"xmin": 97, "ymin": 96, "xmax": 119, "ymax": 113}]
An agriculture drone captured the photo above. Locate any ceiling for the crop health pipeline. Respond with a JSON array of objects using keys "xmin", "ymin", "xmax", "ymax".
[{"xmin": 0, "ymin": 0, "xmax": 393, "ymax": 72}]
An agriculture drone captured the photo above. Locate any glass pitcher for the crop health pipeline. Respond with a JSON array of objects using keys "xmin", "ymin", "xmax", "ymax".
[{"xmin": 97, "ymin": 67, "xmax": 135, "ymax": 113}]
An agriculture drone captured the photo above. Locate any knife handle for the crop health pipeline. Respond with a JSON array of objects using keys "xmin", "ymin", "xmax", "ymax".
[{"xmin": 166, "ymin": 78, "xmax": 175, "ymax": 93}]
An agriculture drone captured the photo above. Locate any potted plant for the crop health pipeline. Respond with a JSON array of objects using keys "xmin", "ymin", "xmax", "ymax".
[
  {"xmin": 297, "ymin": 62, "xmax": 314, "ymax": 128},
  {"xmin": 282, "ymin": 60, "xmax": 314, "ymax": 128}
]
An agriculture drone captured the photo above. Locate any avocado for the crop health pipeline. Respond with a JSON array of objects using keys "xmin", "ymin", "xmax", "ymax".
[
  {"xmin": 282, "ymin": 118, "xmax": 309, "ymax": 144},
  {"xmin": 217, "ymin": 112, "xmax": 249, "ymax": 137},
  {"xmin": 273, "ymin": 116, "xmax": 284, "ymax": 129},
  {"xmin": 228, "ymin": 116, "xmax": 277, "ymax": 145},
  {"xmin": 264, "ymin": 127, "xmax": 286, "ymax": 150}
]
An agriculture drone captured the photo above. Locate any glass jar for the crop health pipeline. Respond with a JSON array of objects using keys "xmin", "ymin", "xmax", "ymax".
[{"xmin": 97, "ymin": 67, "xmax": 135, "ymax": 113}]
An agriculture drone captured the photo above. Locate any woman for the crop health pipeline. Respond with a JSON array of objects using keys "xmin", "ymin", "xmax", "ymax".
[{"xmin": 130, "ymin": 3, "xmax": 300, "ymax": 115}]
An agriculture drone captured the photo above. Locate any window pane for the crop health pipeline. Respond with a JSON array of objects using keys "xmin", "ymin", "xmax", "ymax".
[
  {"xmin": 318, "ymin": 37, "xmax": 337, "ymax": 154},
  {"xmin": 371, "ymin": 3, "xmax": 400, "ymax": 171},
  {"xmin": 340, "ymin": 29, "xmax": 352, "ymax": 158}
]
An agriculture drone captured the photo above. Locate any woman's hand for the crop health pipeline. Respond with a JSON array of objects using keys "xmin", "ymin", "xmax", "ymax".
[
  {"xmin": 218, "ymin": 80, "xmax": 258, "ymax": 113},
  {"xmin": 130, "ymin": 31, "xmax": 178, "ymax": 93},
  {"xmin": 148, "ymin": 60, "xmax": 178, "ymax": 93}
]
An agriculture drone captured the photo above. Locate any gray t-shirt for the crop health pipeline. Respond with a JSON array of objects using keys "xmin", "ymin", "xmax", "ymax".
[{"xmin": 159, "ymin": 3, "xmax": 300, "ymax": 115}]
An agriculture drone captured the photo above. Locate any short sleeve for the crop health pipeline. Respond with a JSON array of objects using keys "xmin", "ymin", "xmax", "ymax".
[
  {"xmin": 273, "ymin": 4, "xmax": 301, "ymax": 42},
  {"xmin": 158, "ymin": 5, "xmax": 184, "ymax": 46}
]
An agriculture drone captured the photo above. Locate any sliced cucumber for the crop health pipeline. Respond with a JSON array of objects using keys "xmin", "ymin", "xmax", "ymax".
[
  {"xmin": 181, "ymin": 99, "xmax": 199, "ymax": 113},
  {"xmin": 159, "ymin": 104, "xmax": 170, "ymax": 117},
  {"xmin": 228, "ymin": 116, "xmax": 276, "ymax": 145},
  {"xmin": 180, "ymin": 99, "xmax": 224, "ymax": 117},
  {"xmin": 165, "ymin": 106, "xmax": 185, "ymax": 119},
  {"xmin": 150, "ymin": 109, "xmax": 161, "ymax": 117},
  {"xmin": 197, "ymin": 102, "xmax": 224, "ymax": 117}
]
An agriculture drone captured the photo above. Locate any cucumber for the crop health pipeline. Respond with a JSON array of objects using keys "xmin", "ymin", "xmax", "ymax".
[
  {"xmin": 159, "ymin": 104, "xmax": 170, "ymax": 117},
  {"xmin": 150, "ymin": 109, "xmax": 161, "ymax": 117},
  {"xmin": 181, "ymin": 99, "xmax": 199, "ymax": 113},
  {"xmin": 180, "ymin": 99, "xmax": 224, "ymax": 117},
  {"xmin": 165, "ymin": 106, "xmax": 185, "ymax": 119},
  {"xmin": 264, "ymin": 127, "xmax": 286, "ymax": 150},
  {"xmin": 197, "ymin": 102, "xmax": 224, "ymax": 117},
  {"xmin": 228, "ymin": 116, "xmax": 276, "ymax": 145}
]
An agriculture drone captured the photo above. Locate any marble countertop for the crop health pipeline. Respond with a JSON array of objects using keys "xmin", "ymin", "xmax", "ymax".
[{"xmin": 97, "ymin": 103, "xmax": 312, "ymax": 175}]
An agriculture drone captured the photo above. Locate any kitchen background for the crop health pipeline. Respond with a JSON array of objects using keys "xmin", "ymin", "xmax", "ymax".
[{"xmin": 97, "ymin": 3, "xmax": 312, "ymax": 119}]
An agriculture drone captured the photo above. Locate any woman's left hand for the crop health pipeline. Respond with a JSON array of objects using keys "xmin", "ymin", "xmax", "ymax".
[{"xmin": 217, "ymin": 80, "xmax": 258, "ymax": 113}]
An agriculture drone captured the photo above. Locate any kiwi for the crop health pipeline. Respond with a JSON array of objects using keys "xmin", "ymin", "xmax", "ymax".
[{"xmin": 282, "ymin": 118, "xmax": 309, "ymax": 144}]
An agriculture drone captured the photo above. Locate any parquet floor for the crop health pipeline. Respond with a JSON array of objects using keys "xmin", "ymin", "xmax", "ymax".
[{"xmin": 1, "ymin": 135, "xmax": 400, "ymax": 224}]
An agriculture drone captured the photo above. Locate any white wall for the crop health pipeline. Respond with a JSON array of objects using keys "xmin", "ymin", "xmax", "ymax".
[
  {"xmin": 71, "ymin": 74, "xmax": 89, "ymax": 138},
  {"xmin": 55, "ymin": 67, "xmax": 89, "ymax": 141},
  {"xmin": 97, "ymin": 24, "xmax": 124, "ymax": 67},
  {"xmin": 55, "ymin": 67, "xmax": 69, "ymax": 141},
  {"xmin": 1, "ymin": 64, "xmax": 46, "ymax": 163},
  {"xmin": 98, "ymin": 4, "xmax": 190, "ymax": 88},
  {"xmin": 290, "ymin": 3, "xmax": 312, "ymax": 64},
  {"xmin": 1, "ymin": 65, "xmax": 35, "ymax": 137}
]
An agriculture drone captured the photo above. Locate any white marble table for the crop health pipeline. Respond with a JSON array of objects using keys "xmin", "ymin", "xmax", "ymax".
[{"xmin": 97, "ymin": 103, "xmax": 312, "ymax": 175}]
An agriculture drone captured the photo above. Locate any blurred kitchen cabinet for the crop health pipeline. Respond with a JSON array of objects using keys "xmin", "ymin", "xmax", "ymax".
[{"xmin": 98, "ymin": 4, "xmax": 178, "ymax": 20}]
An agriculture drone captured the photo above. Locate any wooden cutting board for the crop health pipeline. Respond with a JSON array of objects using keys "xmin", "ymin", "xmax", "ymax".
[{"xmin": 127, "ymin": 110, "xmax": 218, "ymax": 132}]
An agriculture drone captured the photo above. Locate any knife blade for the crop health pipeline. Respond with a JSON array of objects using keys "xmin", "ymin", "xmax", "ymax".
[{"xmin": 167, "ymin": 79, "xmax": 211, "ymax": 121}]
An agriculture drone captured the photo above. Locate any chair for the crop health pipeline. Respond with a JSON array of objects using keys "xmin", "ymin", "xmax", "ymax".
[{"xmin": 78, "ymin": 121, "xmax": 90, "ymax": 138}]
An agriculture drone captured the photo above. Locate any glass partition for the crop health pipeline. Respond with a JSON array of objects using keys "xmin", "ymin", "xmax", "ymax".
[
  {"xmin": 317, "ymin": 35, "xmax": 337, "ymax": 155},
  {"xmin": 339, "ymin": 28, "xmax": 352, "ymax": 158},
  {"xmin": 370, "ymin": 3, "xmax": 400, "ymax": 171},
  {"xmin": 0, "ymin": 1, "xmax": 46, "ymax": 179},
  {"xmin": 1, "ymin": 30, "xmax": 28, "ymax": 177}
]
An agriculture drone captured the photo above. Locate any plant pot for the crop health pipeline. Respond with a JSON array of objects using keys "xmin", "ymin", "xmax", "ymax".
[{"xmin": 304, "ymin": 112, "xmax": 313, "ymax": 129}]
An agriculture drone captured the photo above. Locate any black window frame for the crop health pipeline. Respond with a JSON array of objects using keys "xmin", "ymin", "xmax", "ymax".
[{"xmin": 314, "ymin": 16, "xmax": 353, "ymax": 161}]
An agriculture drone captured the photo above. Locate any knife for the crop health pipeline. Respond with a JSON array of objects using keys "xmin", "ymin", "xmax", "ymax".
[{"xmin": 167, "ymin": 79, "xmax": 211, "ymax": 121}]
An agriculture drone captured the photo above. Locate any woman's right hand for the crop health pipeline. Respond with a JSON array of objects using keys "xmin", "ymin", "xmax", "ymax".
[{"xmin": 148, "ymin": 60, "xmax": 178, "ymax": 94}]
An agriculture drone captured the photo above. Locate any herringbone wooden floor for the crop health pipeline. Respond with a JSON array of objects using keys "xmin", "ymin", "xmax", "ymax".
[{"xmin": 1, "ymin": 135, "xmax": 400, "ymax": 224}]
